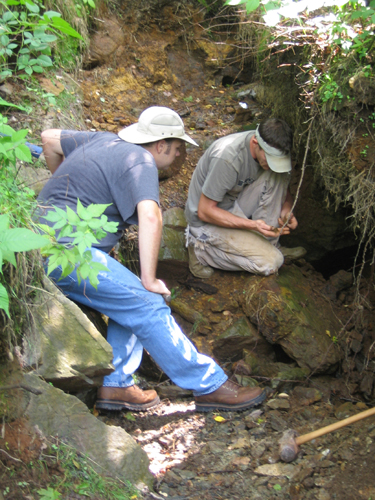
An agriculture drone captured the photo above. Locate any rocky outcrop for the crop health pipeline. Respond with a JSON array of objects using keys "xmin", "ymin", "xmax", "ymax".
[
  {"xmin": 241, "ymin": 266, "xmax": 344, "ymax": 374},
  {"xmin": 22, "ymin": 373, "xmax": 153, "ymax": 488},
  {"xmin": 22, "ymin": 277, "xmax": 114, "ymax": 392}
]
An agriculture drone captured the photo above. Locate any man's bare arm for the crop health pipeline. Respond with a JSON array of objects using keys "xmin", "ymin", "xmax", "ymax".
[
  {"xmin": 137, "ymin": 199, "xmax": 170, "ymax": 296},
  {"xmin": 197, "ymin": 193, "xmax": 289, "ymax": 238},
  {"xmin": 41, "ymin": 129, "xmax": 64, "ymax": 174}
]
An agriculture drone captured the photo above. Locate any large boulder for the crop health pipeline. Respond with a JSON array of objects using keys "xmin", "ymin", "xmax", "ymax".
[
  {"xmin": 22, "ymin": 373, "xmax": 153, "ymax": 488},
  {"xmin": 241, "ymin": 265, "xmax": 344, "ymax": 374},
  {"xmin": 22, "ymin": 277, "xmax": 114, "ymax": 392}
]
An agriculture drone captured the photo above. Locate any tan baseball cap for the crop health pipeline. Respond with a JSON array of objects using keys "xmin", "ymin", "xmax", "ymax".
[{"xmin": 118, "ymin": 106, "xmax": 198, "ymax": 147}]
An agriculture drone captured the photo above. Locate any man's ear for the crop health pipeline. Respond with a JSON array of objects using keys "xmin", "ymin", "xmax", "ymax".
[
  {"xmin": 251, "ymin": 135, "xmax": 259, "ymax": 146},
  {"xmin": 155, "ymin": 139, "xmax": 166, "ymax": 153}
]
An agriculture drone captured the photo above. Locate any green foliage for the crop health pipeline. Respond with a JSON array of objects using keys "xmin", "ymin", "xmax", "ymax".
[
  {"xmin": 0, "ymin": 214, "xmax": 47, "ymax": 317},
  {"xmin": 40, "ymin": 200, "xmax": 118, "ymax": 288},
  {"xmin": 0, "ymin": 0, "xmax": 83, "ymax": 79},
  {"xmin": 37, "ymin": 487, "xmax": 62, "ymax": 500},
  {"xmin": 318, "ymin": 74, "xmax": 344, "ymax": 110},
  {"xmin": 41, "ymin": 439, "xmax": 139, "ymax": 499}
]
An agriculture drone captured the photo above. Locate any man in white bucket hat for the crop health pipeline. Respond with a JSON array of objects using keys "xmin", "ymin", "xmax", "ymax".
[
  {"xmin": 185, "ymin": 117, "xmax": 306, "ymax": 278},
  {"xmin": 37, "ymin": 106, "xmax": 266, "ymax": 413}
]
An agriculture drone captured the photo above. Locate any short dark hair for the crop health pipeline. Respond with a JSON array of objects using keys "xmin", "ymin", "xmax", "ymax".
[{"xmin": 258, "ymin": 118, "xmax": 293, "ymax": 155}]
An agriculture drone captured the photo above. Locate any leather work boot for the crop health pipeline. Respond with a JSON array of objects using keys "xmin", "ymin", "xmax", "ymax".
[
  {"xmin": 195, "ymin": 380, "xmax": 266, "ymax": 412},
  {"xmin": 188, "ymin": 245, "xmax": 214, "ymax": 279},
  {"xmin": 96, "ymin": 385, "xmax": 160, "ymax": 411},
  {"xmin": 279, "ymin": 246, "xmax": 307, "ymax": 260}
]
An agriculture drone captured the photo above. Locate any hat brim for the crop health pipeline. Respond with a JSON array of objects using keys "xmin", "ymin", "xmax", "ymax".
[
  {"xmin": 264, "ymin": 152, "xmax": 292, "ymax": 173},
  {"xmin": 118, "ymin": 124, "xmax": 198, "ymax": 147}
]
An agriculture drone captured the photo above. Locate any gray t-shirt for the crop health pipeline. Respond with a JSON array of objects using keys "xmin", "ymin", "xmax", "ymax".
[
  {"xmin": 185, "ymin": 131, "xmax": 263, "ymax": 226},
  {"xmin": 37, "ymin": 131, "xmax": 159, "ymax": 252}
]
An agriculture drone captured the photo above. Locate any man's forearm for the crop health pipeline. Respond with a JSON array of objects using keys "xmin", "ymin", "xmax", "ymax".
[{"xmin": 137, "ymin": 200, "xmax": 163, "ymax": 288}]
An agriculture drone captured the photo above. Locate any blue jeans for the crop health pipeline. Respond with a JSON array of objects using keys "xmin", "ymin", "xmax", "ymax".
[{"xmin": 47, "ymin": 247, "xmax": 227, "ymax": 396}]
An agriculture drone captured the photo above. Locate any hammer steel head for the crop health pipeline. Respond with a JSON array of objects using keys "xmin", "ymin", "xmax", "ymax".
[{"xmin": 279, "ymin": 429, "xmax": 299, "ymax": 463}]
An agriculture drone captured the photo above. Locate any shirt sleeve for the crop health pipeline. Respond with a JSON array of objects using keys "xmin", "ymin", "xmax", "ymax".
[
  {"xmin": 61, "ymin": 130, "xmax": 98, "ymax": 158},
  {"xmin": 202, "ymin": 156, "xmax": 239, "ymax": 202}
]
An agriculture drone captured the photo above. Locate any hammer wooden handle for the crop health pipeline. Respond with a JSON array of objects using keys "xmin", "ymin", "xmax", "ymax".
[{"xmin": 296, "ymin": 406, "xmax": 375, "ymax": 445}]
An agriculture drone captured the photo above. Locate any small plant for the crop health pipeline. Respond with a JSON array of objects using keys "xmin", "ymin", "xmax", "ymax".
[
  {"xmin": 39, "ymin": 200, "xmax": 119, "ymax": 288},
  {"xmin": 0, "ymin": 214, "xmax": 47, "ymax": 317},
  {"xmin": 183, "ymin": 95, "xmax": 193, "ymax": 102},
  {"xmin": 37, "ymin": 487, "xmax": 62, "ymax": 500},
  {"xmin": 0, "ymin": 0, "xmax": 83, "ymax": 79}
]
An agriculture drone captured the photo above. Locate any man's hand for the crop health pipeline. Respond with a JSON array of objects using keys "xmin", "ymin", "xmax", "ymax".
[
  {"xmin": 141, "ymin": 277, "xmax": 171, "ymax": 296},
  {"xmin": 278, "ymin": 212, "xmax": 298, "ymax": 231},
  {"xmin": 253, "ymin": 219, "xmax": 291, "ymax": 238}
]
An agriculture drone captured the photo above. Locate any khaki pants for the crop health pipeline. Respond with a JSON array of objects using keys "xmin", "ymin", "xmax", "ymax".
[{"xmin": 187, "ymin": 170, "xmax": 289, "ymax": 276}]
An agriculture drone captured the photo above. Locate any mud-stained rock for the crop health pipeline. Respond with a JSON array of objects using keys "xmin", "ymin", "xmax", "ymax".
[
  {"xmin": 241, "ymin": 265, "xmax": 344, "ymax": 374},
  {"xmin": 22, "ymin": 277, "xmax": 114, "ymax": 392},
  {"xmin": 22, "ymin": 373, "xmax": 153, "ymax": 488},
  {"xmin": 85, "ymin": 17, "xmax": 126, "ymax": 67},
  {"xmin": 213, "ymin": 316, "xmax": 274, "ymax": 362},
  {"xmin": 159, "ymin": 207, "xmax": 188, "ymax": 262},
  {"xmin": 170, "ymin": 298, "xmax": 211, "ymax": 334}
]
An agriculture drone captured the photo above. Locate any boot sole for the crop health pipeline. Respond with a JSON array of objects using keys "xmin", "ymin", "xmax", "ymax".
[
  {"xmin": 195, "ymin": 390, "xmax": 266, "ymax": 412},
  {"xmin": 96, "ymin": 396, "xmax": 160, "ymax": 411}
]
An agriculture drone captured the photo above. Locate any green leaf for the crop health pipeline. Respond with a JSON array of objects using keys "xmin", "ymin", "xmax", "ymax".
[
  {"xmin": 224, "ymin": 0, "xmax": 247, "ymax": 5},
  {"xmin": 15, "ymin": 144, "xmax": 32, "ymax": 162},
  {"xmin": 0, "ymin": 283, "xmax": 10, "ymax": 318},
  {"xmin": 3, "ymin": 11, "xmax": 16, "ymax": 22},
  {"xmin": 0, "ymin": 215, "xmax": 10, "ymax": 232},
  {"xmin": 12, "ymin": 129, "xmax": 28, "ymax": 142},
  {"xmin": 43, "ymin": 11, "xmax": 62, "ymax": 19},
  {"xmin": 21, "ymin": 0, "xmax": 40, "ymax": 13},
  {"xmin": 1, "ymin": 246, "xmax": 16, "ymax": 267},
  {"xmin": 49, "ymin": 17, "xmax": 83, "ymax": 39},
  {"xmin": 245, "ymin": 0, "xmax": 260, "ymax": 13},
  {"xmin": 37, "ymin": 54, "xmax": 53, "ymax": 66},
  {"xmin": 1, "ymin": 35, "xmax": 10, "ymax": 46},
  {"xmin": 0, "ymin": 97, "xmax": 30, "ymax": 112},
  {"xmin": 1, "ymin": 228, "xmax": 47, "ymax": 252},
  {"xmin": 86, "ymin": 203, "xmax": 111, "ymax": 218},
  {"xmin": 66, "ymin": 206, "xmax": 80, "ymax": 225}
]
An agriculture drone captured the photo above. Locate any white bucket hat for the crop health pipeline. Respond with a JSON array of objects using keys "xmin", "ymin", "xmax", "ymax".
[
  {"xmin": 255, "ymin": 126, "xmax": 292, "ymax": 173},
  {"xmin": 118, "ymin": 106, "xmax": 198, "ymax": 147}
]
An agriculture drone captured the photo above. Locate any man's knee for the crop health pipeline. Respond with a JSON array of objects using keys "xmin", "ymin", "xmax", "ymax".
[{"xmin": 260, "ymin": 248, "xmax": 284, "ymax": 276}]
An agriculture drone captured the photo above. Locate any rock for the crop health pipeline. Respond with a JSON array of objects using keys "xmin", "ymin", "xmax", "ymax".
[
  {"xmin": 213, "ymin": 316, "xmax": 274, "ymax": 362},
  {"xmin": 22, "ymin": 277, "xmax": 114, "ymax": 392},
  {"xmin": 254, "ymin": 463, "xmax": 300, "ymax": 478},
  {"xmin": 266, "ymin": 398, "xmax": 290, "ymax": 411},
  {"xmin": 85, "ymin": 17, "xmax": 126, "ymax": 67},
  {"xmin": 292, "ymin": 387, "xmax": 323, "ymax": 406},
  {"xmin": 242, "ymin": 266, "xmax": 344, "ymax": 374},
  {"xmin": 170, "ymin": 298, "xmax": 211, "ymax": 334},
  {"xmin": 322, "ymin": 269, "xmax": 354, "ymax": 300},
  {"xmin": 18, "ymin": 165, "xmax": 51, "ymax": 196},
  {"xmin": 22, "ymin": 373, "xmax": 153, "ymax": 488},
  {"xmin": 159, "ymin": 207, "xmax": 188, "ymax": 262},
  {"xmin": 334, "ymin": 402, "xmax": 356, "ymax": 419}
]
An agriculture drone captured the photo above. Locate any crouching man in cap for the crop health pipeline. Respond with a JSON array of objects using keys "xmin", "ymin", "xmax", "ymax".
[
  {"xmin": 37, "ymin": 106, "xmax": 265, "ymax": 412},
  {"xmin": 185, "ymin": 118, "xmax": 306, "ymax": 279}
]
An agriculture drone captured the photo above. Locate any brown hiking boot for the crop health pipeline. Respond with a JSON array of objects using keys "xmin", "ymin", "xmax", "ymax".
[
  {"xmin": 96, "ymin": 385, "xmax": 160, "ymax": 411},
  {"xmin": 195, "ymin": 380, "xmax": 266, "ymax": 412}
]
